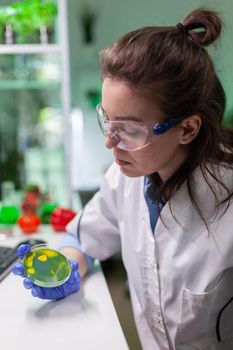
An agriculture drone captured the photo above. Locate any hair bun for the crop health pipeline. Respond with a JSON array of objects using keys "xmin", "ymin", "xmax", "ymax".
[{"xmin": 182, "ymin": 8, "xmax": 222, "ymax": 46}]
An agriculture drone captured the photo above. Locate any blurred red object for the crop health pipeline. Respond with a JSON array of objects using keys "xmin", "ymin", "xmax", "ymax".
[
  {"xmin": 21, "ymin": 192, "xmax": 38, "ymax": 214},
  {"xmin": 50, "ymin": 208, "xmax": 76, "ymax": 232},
  {"xmin": 18, "ymin": 214, "xmax": 41, "ymax": 234}
]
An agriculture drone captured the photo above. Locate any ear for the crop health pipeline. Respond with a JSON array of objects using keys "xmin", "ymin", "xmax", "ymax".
[{"xmin": 179, "ymin": 115, "xmax": 202, "ymax": 144}]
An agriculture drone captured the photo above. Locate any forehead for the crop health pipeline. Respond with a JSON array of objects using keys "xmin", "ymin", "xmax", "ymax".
[{"xmin": 102, "ymin": 78, "xmax": 164, "ymax": 122}]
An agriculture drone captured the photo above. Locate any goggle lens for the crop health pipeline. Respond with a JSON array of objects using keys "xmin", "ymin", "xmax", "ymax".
[{"xmin": 97, "ymin": 106, "xmax": 149, "ymax": 150}]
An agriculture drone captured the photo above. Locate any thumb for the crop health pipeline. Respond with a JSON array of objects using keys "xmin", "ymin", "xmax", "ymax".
[
  {"xmin": 71, "ymin": 259, "xmax": 79, "ymax": 272},
  {"xmin": 17, "ymin": 244, "xmax": 31, "ymax": 259},
  {"xmin": 12, "ymin": 261, "xmax": 25, "ymax": 277}
]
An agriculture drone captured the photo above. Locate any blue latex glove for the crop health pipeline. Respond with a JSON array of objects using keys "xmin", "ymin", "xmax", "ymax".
[{"xmin": 12, "ymin": 244, "xmax": 81, "ymax": 300}]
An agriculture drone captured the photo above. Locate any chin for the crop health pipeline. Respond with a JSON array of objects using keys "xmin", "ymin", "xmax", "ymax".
[{"xmin": 118, "ymin": 165, "xmax": 144, "ymax": 178}]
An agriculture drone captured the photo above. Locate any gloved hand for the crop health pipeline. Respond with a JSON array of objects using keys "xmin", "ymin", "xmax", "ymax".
[{"xmin": 12, "ymin": 244, "xmax": 81, "ymax": 300}]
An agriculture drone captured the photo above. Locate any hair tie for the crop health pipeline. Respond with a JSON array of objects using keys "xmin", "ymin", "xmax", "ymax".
[{"xmin": 176, "ymin": 22, "xmax": 186, "ymax": 33}]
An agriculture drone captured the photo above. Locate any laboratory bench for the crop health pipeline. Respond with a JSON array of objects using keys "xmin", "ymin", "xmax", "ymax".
[{"xmin": 0, "ymin": 226, "xmax": 129, "ymax": 350}]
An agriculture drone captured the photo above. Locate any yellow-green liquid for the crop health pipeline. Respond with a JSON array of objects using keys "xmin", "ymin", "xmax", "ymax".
[{"xmin": 23, "ymin": 248, "xmax": 71, "ymax": 287}]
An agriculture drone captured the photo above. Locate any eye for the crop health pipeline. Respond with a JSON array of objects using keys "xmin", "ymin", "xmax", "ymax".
[
  {"xmin": 126, "ymin": 129, "xmax": 141, "ymax": 137},
  {"xmin": 119, "ymin": 127, "xmax": 142, "ymax": 138}
]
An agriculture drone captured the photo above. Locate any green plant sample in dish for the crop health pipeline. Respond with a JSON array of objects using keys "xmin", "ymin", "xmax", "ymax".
[{"xmin": 23, "ymin": 247, "xmax": 72, "ymax": 287}]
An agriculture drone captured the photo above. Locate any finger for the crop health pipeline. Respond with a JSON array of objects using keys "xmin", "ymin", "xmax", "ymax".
[
  {"xmin": 17, "ymin": 244, "xmax": 31, "ymax": 259},
  {"xmin": 23, "ymin": 278, "xmax": 34, "ymax": 289},
  {"xmin": 67, "ymin": 260, "xmax": 79, "ymax": 284},
  {"xmin": 68, "ymin": 271, "xmax": 80, "ymax": 287},
  {"xmin": 71, "ymin": 259, "xmax": 79, "ymax": 271},
  {"xmin": 31, "ymin": 286, "xmax": 60, "ymax": 300},
  {"xmin": 31, "ymin": 285, "xmax": 44, "ymax": 298},
  {"xmin": 67, "ymin": 272, "xmax": 75, "ymax": 284},
  {"xmin": 12, "ymin": 262, "xmax": 25, "ymax": 277}
]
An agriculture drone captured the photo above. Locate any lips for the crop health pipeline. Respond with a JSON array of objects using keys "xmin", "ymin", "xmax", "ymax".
[{"xmin": 115, "ymin": 158, "xmax": 131, "ymax": 166}]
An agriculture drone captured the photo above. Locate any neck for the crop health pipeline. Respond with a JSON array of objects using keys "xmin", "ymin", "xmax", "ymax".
[{"xmin": 158, "ymin": 147, "xmax": 188, "ymax": 183}]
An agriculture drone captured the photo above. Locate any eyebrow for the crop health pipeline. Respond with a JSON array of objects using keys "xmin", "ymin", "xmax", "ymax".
[
  {"xmin": 114, "ymin": 116, "xmax": 142, "ymax": 122},
  {"xmin": 102, "ymin": 106, "xmax": 142, "ymax": 122}
]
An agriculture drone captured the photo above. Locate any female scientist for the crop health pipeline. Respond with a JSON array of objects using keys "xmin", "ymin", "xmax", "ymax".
[{"xmin": 14, "ymin": 8, "xmax": 233, "ymax": 350}]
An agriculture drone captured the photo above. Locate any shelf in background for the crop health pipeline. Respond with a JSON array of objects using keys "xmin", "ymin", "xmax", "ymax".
[
  {"xmin": 0, "ymin": 80, "xmax": 61, "ymax": 90},
  {"xmin": 0, "ymin": 44, "xmax": 61, "ymax": 55}
]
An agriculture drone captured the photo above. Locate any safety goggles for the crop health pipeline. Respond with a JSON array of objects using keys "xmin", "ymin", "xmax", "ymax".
[{"xmin": 96, "ymin": 104, "xmax": 182, "ymax": 151}]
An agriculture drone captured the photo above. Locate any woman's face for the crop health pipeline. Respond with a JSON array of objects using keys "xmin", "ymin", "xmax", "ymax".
[{"xmin": 102, "ymin": 78, "xmax": 188, "ymax": 181}]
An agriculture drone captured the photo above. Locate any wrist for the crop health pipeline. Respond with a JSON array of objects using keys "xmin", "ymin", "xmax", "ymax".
[{"xmin": 59, "ymin": 247, "xmax": 88, "ymax": 278}]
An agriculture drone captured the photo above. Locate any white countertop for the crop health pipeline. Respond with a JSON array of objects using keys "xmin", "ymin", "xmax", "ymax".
[{"xmin": 0, "ymin": 228, "xmax": 129, "ymax": 350}]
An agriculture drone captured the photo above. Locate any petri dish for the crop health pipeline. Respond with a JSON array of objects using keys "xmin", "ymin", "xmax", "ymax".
[{"xmin": 22, "ymin": 244, "xmax": 72, "ymax": 287}]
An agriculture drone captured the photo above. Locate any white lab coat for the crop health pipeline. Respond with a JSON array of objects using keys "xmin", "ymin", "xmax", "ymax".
[{"xmin": 67, "ymin": 163, "xmax": 233, "ymax": 350}]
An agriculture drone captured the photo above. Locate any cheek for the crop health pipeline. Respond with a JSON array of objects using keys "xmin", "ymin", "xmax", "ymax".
[
  {"xmin": 130, "ymin": 137, "xmax": 180, "ymax": 173},
  {"xmin": 128, "ymin": 145, "xmax": 163, "ymax": 175},
  {"xmin": 132, "ymin": 141, "xmax": 166, "ymax": 164}
]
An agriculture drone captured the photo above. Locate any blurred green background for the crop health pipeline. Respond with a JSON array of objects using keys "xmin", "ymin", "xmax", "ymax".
[
  {"xmin": 0, "ymin": 0, "xmax": 232, "ymax": 208},
  {"xmin": 67, "ymin": 0, "xmax": 233, "ymax": 125}
]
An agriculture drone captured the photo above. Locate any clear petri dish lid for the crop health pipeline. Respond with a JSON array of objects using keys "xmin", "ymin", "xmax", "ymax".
[{"xmin": 22, "ymin": 244, "xmax": 72, "ymax": 288}]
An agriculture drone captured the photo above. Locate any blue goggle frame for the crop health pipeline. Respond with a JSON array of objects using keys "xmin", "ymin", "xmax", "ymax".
[{"xmin": 153, "ymin": 118, "xmax": 181, "ymax": 135}]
